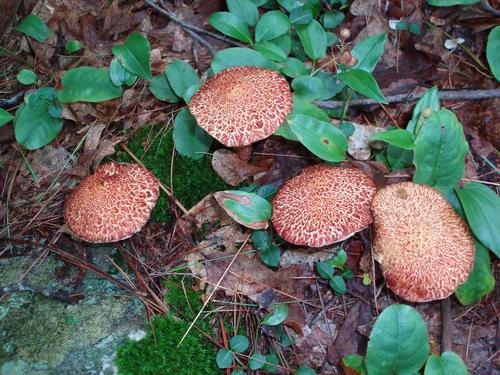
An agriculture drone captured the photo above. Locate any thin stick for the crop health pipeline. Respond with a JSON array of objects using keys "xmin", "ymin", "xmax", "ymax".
[{"xmin": 441, "ymin": 298, "xmax": 452, "ymax": 353}]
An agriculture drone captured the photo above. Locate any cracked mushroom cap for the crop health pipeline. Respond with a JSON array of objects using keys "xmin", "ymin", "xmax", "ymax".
[
  {"xmin": 188, "ymin": 66, "xmax": 292, "ymax": 147},
  {"xmin": 64, "ymin": 162, "xmax": 160, "ymax": 243},
  {"xmin": 372, "ymin": 182, "xmax": 475, "ymax": 302},
  {"xmin": 271, "ymin": 164, "xmax": 377, "ymax": 247}
]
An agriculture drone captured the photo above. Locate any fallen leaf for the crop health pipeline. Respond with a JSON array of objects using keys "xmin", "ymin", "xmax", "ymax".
[{"xmin": 212, "ymin": 149, "xmax": 272, "ymax": 186}]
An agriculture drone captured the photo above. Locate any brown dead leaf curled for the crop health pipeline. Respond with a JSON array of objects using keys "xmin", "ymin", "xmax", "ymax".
[{"xmin": 212, "ymin": 149, "xmax": 271, "ymax": 186}]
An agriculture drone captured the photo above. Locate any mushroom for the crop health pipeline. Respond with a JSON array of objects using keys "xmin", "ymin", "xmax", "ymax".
[
  {"xmin": 188, "ymin": 66, "xmax": 292, "ymax": 147},
  {"xmin": 271, "ymin": 164, "xmax": 377, "ymax": 247},
  {"xmin": 371, "ymin": 182, "xmax": 474, "ymax": 302},
  {"xmin": 64, "ymin": 162, "xmax": 160, "ymax": 243}
]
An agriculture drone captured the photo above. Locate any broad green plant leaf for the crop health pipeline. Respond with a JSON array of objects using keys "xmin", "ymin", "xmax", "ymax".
[
  {"xmin": 413, "ymin": 109, "xmax": 468, "ymax": 194},
  {"xmin": 291, "ymin": 96, "xmax": 329, "ymax": 122},
  {"xmin": 387, "ymin": 145, "xmax": 413, "ymax": 170},
  {"xmin": 351, "ymin": 32, "xmax": 387, "ymax": 73},
  {"xmin": 216, "ymin": 348, "xmax": 234, "ymax": 369},
  {"xmin": 65, "ymin": 39, "xmax": 83, "ymax": 54},
  {"xmin": 276, "ymin": 0, "xmax": 302, "ymax": 12},
  {"xmin": 337, "ymin": 69, "xmax": 387, "ymax": 103},
  {"xmin": 296, "ymin": 367, "xmax": 317, "ymax": 375},
  {"xmin": 486, "ymin": 26, "xmax": 500, "ymax": 81},
  {"xmin": 249, "ymin": 353, "xmax": 266, "ymax": 370},
  {"xmin": 58, "ymin": 67, "xmax": 122, "ymax": 103},
  {"xmin": 369, "ymin": 129, "xmax": 414, "ymax": 150},
  {"xmin": 14, "ymin": 88, "xmax": 63, "ymax": 150},
  {"xmin": 211, "ymin": 48, "xmax": 278, "ymax": 73},
  {"xmin": 407, "ymin": 86, "xmax": 440, "ymax": 133},
  {"xmin": 270, "ymin": 34, "xmax": 292, "ymax": 55},
  {"xmin": 166, "ymin": 59, "xmax": 200, "ymax": 100},
  {"xmin": 287, "ymin": 114, "xmax": 348, "ymax": 162},
  {"xmin": 263, "ymin": 354, "xmax": 279, "ymax": 372},
  {"xmin": 15, "ymin": 15, "xmax": 51, "ymax": 42},
  {"xmin": 296, "ymin": 20, "xmax": 327, "ymax": 60},
  {"xmin": 322, "ymin": 10, "xmax": 345, "ymax": 29},
  {"xmin": 280, "ymin": 57, "xmax": 308, "ymax": 78},
  {"xmin": 292, "ymin": 76, "xmax": 324, "ymax": 101},
  {"xmin": 424, "ymin": 351, "xmax": 468, "ymax": 375},
  {"xmin": 112, "ymin": 33, "xmax": 152, "ymax": 80},
  {"xmin": 0, "ymin": 109, "xmax": 14, "ymax": 126},
  {"xmin": 262, "ymin": 304, "xmax": 288, "ymax": 326},
  {"xmin": 315, "ymin": 70, "xmax": 344, "ymax": 99},
  {"xmin": 209, "ymin": 12, "xmax": 252, "ymax": 43},
  {"xmin": 255, "ymin": 10, "xmax": 290, "ymax": 42},
  {"xmin": 274, "ymin": 123, "xmax": 299, "ymax": 141},
  {"xmin": 427, "ymin": 0, "xmax": 479, "ymax": 5},
  {"xmin": 229, "ymin": 335, "xmax": 249, "ymax": 353},
  {"xmin": 173, "ymin": 108, "xmax": 212, "ymax": 160},
  {"xmin": 316, "ymin": 261, "xmax": 334, "ymax": 279},
  {"xmin": 253, "ymin": 41, "xmax": 288, "ymax": 62},
  {"xmin": 343, "ymin": 354, "xmax": 366, "ymax": 375},
  {"xmin": 252, "ymin": 230, "xmax": 271, "ymax": 250},
  {"xmin": 455, "ymin": 241, "xmax": 495, "ymax": 305},
  {"xmin": 149, "ymin": 75, "xmax": 179, "ymax": 102},
  {"xmin": 366, "ymin": 304, "xmax": 430, "ymax": 375},
  {"xmin": 260, "ymin": 243, "xmax": 280, "ymax": 267},
  {"xmin": 109, "ymin": 58, "xmax": 137, "ymax": 87},
  {"xmin": 231, "ymin": 370, "xmax": 245, "ymax": 375},
  {"xmin": 455, "ymin": 182, "xmax": 500, "ymax": 257},
  {"xmin": 214, "ymin": 190, "xmax": 272, "ymax": 229},
  {"xmin": 227, "ymin": 0, "xmax": 259, "ymax": 26},
  {"xmin": 329, "ymin": 276, "xmax": 346, "ymax": 295},
  {"xmin": 16, "ymin": 69, "xmax": 36, "ymax": 85},
  {"xmin": 289, "ymin": 6, "xmax": 313, "ymax": 25},
  {"xmin": 183, "ymin": 83, "xmax": 201, "ymax": 103},
  {"xmin": 331, "ymin": 249, "xmax": 347, "ymax": 267}
]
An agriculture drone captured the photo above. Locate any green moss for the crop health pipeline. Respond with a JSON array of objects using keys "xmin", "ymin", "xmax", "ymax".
[{"xmin": 115, "ymin": 125, "xmax": 230, "ymax": 222}]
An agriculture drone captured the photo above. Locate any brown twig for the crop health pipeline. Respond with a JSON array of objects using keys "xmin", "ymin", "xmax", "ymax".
[{"xmin": 441, "ymin": 298, "xmax": 452, "ymax": 353}]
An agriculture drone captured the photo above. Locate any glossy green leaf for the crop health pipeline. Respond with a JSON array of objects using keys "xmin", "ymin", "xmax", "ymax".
[
  {"xmin": 407, "ymin": 86, "xmax": 440, "ymax": 133},
  {"xmin": 280, "ymin": 57, "xmax": 308, "ymax": 78},
  {"xmin": 343, "ymin": 354, "xmax": 366, "ymax": 374},
  {"xmin": 149, "ymin": 75, "xmax": 179, "ymax": 102},
  {"xmin": 274, "ymin": 123, "xmax": 299, "ymax": 141},
  {"xmin": 253, "ymin": 41, "xmax": 288, "ymax": 62},
  {"xmin": 0, "ymin": 109, "xmax": 14, "ymax": 127},
  {"xmin": 65, "ymin": 39, "xmax": 84, "ymax": 54},
  {"xmin": 424, "ymin": 352, "xmax": 468, "ymax": 375},
  {"xmin": 455, "ymin": 182, "xmax": 500, "ymax": 257},
  {"xmin": 295, "ymin": 367, "xmax": 317, "ymax": 375},
  {"xmin": 112, "ymin": 33, "xmax": 152, "ymax": 80},
  {"xmin": 322, "ymin": 10, "xmax": 345, "ymax": 29},
  {"xmin": 216, "ymin": 348, "xmax": 234, "ymax": 369},
  {"xmin": 211, "ymin": 48, "xmax": 278, "ymax": 73},
  {"xmin": 427, "ymin": 0, "xmax": 479, "ymax": 6},
  {"xmin": 292, "ymin": 76, "xmax": 324, "ymax": 101},
  {"xmin": 58, "ymin": 67, "xmax": 123, "ymax": 103},
  {"xmin": 231, "ymin": 370, "xmax": 245, "ymax": 375},
  {"xmin": 230, "ymin": 335, "xmax": 249, "ymax": 353},
  {"xmin": 183, "ymin": 83, "xmax": 201, "ymax": 103},
  {"xmin": 387, "ymin": 145, "xmax": 413, "ymax": 170},
  {"xmin": 486, "ymin": 25, "xmax": 500, "ymax": 81},
  {"xmin": 16, "ymin": 69, "xmax": 36, "ymax": 85},
  {"xmin": 413, "ymin": 109, "xmax": 468, "ymax": 193},
  {"xmin": 262, "ymin": 304, "xmax": 288, "ymax": 326},
  {"xmin": 329, "ymin": 276, "xmax": 346, "ymax": 295},
  {"xmin": 173, "ymin": 108, "xmax": 212, "ymax": 160},
  {"xmin": 166, "ymin": 59, "xmax": 200, "ymax": 100},
  {"xmin": 14, "ymin": 88, "xmax": 63, "ymax": 150},
  {"xmin": 369, "ymin": 129, "xmax": 414, "ymax": 150},
  {"xmin": 263, "ymin": 354, "xmax": 279, "ymax": 372},
  {"xmin": 209, "ymin": 12, "xmax": 252, "ymax": 43},
  {"xmin": 255, "ymin": 11, "xmax": 290, "ymax": 42},
  {"xmin": 260, "ymin": 243, "xmax": 281, "ymax": 267},
  {"xmin": 214, "ymin": 190, "xmax": 272, "ymax": 229},
  {"xmin": 331, "ymin": 249, "xmax": 347, "ymax": 267},
  {"xmin": 315, "ymin": 70, "xmax": 344, "ymax": 99},
  {"xmin": 249, "ymin": 353, "xmax": 266, "ymax": 370},
  {"xmin": 289, "ymin": 6, "xmax": 313, "ymax": 25},
  {"xmin": 316, "ymin": 261, "xmax": 334, "ymax": 279},
  {"xmin": 227, "ymin": 0, "xmax": 259, "ymax": 26},
  {"xmin": 15, "ymin": 15, "xmax": 51, "ymax": 42},
  {"xmin": 455, "ymin": 241, "xmax": 495, "ymax": 305},
  {"xmin": 325, "ymin": 31, "xmax": 338, "ymax": 47},
  {"xmin": 296, "ymin": 20, "xmax": 327, "ymax": 60},
  {"xmin": 337, "ymin": 69, "xmax": 387, "ymax": 103},
  {"xmin": 287, "ymin": 114, "xmax": 348, "ymax": 162},
  {"xmin": 351, "ymin": 32, "xmax": 387, "ymax": 73},
  {"xmin": 252, "ymin": 230, "xmax": 271, "ymax": 250},
  {"xmin": 291, "ymin": 96, "xmax": 329, "ymax": 122},
  {"xmin": 270, "ymin": 34, "xmax": 292, "ymax": 55},
  {"xmin": 409, "ymin": 23, "xmax": 422, "ymax": 35},
  {"xmin": 366, "ymin": 304, "xmax": 430, "ymax": 375},
  {"xmin": 276, "ymin": 0, "xmax": 301, "ymax": 12},
  {"xmin": 109, "ymin": 58, "xmax": 137, "ymax": 87}
]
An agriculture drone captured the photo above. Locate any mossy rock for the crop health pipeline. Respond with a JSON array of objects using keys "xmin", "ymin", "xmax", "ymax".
[{"xmin": 115, "ymin": 125, "xmax": 230, "ymax": 222}]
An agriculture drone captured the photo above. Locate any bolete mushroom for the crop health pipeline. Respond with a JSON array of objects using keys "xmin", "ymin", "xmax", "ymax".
[
  {"xmin": 188, "ymin": 66, "xmax": 292, "ymax": 147},
  {"xmin": 271, "ymin": 164, "xmax": 377, "ymax": 247},
  {"xmin": 371, "ymin": 182, "xmax": 474, "ymax": 302},
  {"xmin": 64, "ymin": 162, "xmax": 159, "ymax": 243}
]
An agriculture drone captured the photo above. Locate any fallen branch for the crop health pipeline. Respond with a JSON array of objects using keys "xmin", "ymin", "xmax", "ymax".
[
  {"xmin": 315, "ymin": 88, "xmax": 500, "ymax": 109},
  {"xmin": 0, "ymin": 91, "xmax": 25, "ymax": 108}
]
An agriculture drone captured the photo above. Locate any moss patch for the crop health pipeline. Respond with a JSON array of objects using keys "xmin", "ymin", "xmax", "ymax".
[{"xmin": 115, "ymin": 125, "xmax": 230, "ymax": 222}]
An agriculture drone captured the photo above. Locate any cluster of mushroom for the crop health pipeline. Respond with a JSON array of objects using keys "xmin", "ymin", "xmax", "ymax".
[{"xmin": 64, "ymin": 66, "xmax": 474, "ymax": 303}]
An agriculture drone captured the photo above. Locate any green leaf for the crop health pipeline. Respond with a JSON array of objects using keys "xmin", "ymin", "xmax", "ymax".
[
  {"xmin": 253, "ymin": 41, "xmax": 288, "ymax": 62},
  {"xmin": 343, "ymin": 354, "xmax": 366, "ymax": 374},
  {"xmin": 296, "ymin": 20, "xmax": 327, "ymax": 60},
  {"xmin": 58, "ymin": 67, "xmax": 123, "ymax": 103},
  {"xmin": 264, "ymin": 354, "xmax": 280, "ymax": 372},
  {"xmin": 262, "ymin": 304, "xmax": 288, "ymax": 326},
  {"xmin": 65, "ymin": 39, "xmax": 84, "ymax": 54},
  {"xmin": 337, "ymin": 69, "xmax": 387, "ymax": 103},
  {"xmin": 315, "ymin": 70, "xmax": 344, "ymax": 100},
  {"xmin": 352, "ymin": 33, "xmax": 387, "ymax": 73},
  {"xmin": 291, "ymin": 96, "xmax": 329, "ymax": 122},
  {"xmin": 252, "ymin": 230, "xmax": 271, "ymax": 250},
  {"xmin": 14, "ymin": 88, "xmax": 63, "ymax": 150},
  {"xmin": 109, "ymin": 58, "xmax": 137, "ymax": 87},
  {"xmin": 231, "ymin": 370, "xmax": 245, "ymax": 375},
  {"xmin": 409, "ymin": 23, "xmax": 422, "ymax": 35},
  {"xmin": 366, "ymin": 305, "xmax": 429, "ymax": 375},
  {"xmin": 214, "ymin": 191, "xmax": 272, "ymax": 229},
  {"xmin": 260, "ymin": 243, "xmax": 281, "ymax": 267},
  {"xmin": 276, "ymin": 0, "xmax": 302, "ymax": 12},
  {"xmin": 292, "ymin": 76, "xmax": 324, "ymax": 101},
  {"xmin": 209, "ymin": 12, "xmax": 252, "ymax": 43},
  {"xmin": 427, "ymin": 0, "xmax": 479, "ymax": 6},
  {"xmin": 424, "ymin": 352, "xmax": 468, "ymax": 375},
  {"xmin": 455, "ymin": 241, "xmax": 495, "ymax": 305},
  {"xmin": 249, "ymin": 353, "xmax": 266, "ymax": 370},
  {"xmin": 274, "ymin": 123, "xmax": 299, "ymax": 141},
  {"xmin": 16, "ymin": 69, "xmax": 36, "ymax": 85},
  {"xmin": 407, "ymin": 86, "xmax": 440, "ymax": 133},
  {"xmin": 331, "ymin": 249, "xmax": 347, "ymax": 267},
  {"xmin": 486, "ymin": 25, "xmax": 500, "ymax": 81},
  {"xmin": 255, "ymin": 10, "xmax": 290, "ymax": 42},
  {"xmin": 295, "ymin": 367, "xmax": 317, "ymax": 375},
  {"xmin": 112, "ymin": 33, "xmax": 152, "ymax": 80},
  {"xmin": 227, "ymin": 0, "xmax": 259, "ymax": 26},
  {"xmin": 322, "ymin": 10, "xmax": 345, "ymax": 29},
  {"xmin": 387, "ymin": 145, "xmax": 413, "ymax": 170},
  {"xmin": 165, "ymin": 59, "xmax": 200, "ymax": 100},
  {"xmin": 0, "ymin": 109, "xmax": 14, "ymax": 127},
  {"xmin": 183, "ymin": 83, "xmax": 201, "ymax": 103},
  {"xmin": 280, "ymin": 57, "xmax": 308, "ymax": 78},
  {"xmin": 289, "ymin": 6, "xmax": 313, "ymax": 25},
  {"xmin": 329, "ymin": 276, "xmax": 346, "ymax": 295},
  {"xmin": 15, "ymin": 15, "xmax": 51, "ymax": 42},
  {"xmin": 211, "ymin": 48, "xmax": 278, "ymax": 73},
  {"xmin": 173, "ymin": 108, "xmax": 212, "ymax": 160},
  {"xmin": 230, "ymin": 335, "xmax": 249, "ymax": 353},
  {"xmin": 216, "ymin": 348, "xmax": 234, "ymax": 369},
  {"xmin": 369, "ymin": 129, "xmax": 414, "ymax": 150},
  {"xmin": 287, "ymin": 114, "xmax": 348, "ymax": 162},
  {"xmin": 316, "ymin": 261, "xmax": 334, "ymax": 279},
  {"xmin": 455, "ymin": 182, "xmax": 500, "ymax": 257},
  {"xmin": 413, "ymin": 109, "xmax": 468, "ymax": 194},
  {"xmin": 149, "ymin": 75, "xmax": 180, "ymax": 102}
]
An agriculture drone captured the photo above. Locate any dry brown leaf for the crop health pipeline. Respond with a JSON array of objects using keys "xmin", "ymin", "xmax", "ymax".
[{"xmin": 212, "ymin": 149, "xmax": 272, "ymax": 186}]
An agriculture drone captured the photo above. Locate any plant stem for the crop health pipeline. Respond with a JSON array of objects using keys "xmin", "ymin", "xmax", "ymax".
[{"xmin": 19, "ymin": 147, "xmax": 40, "ymax": 188}]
